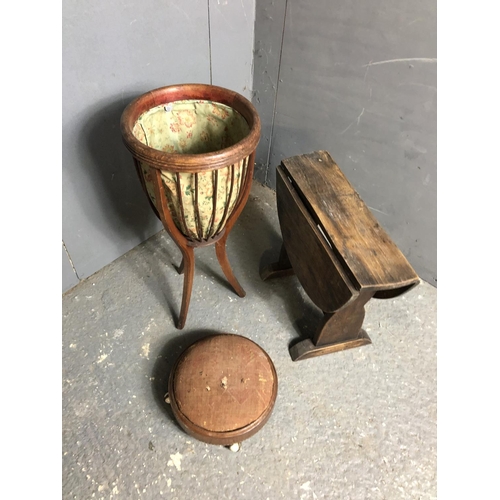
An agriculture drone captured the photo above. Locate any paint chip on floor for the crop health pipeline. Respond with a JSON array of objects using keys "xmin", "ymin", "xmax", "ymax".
[
  {"xmin": 167, "ymin": 452, "xmax": 183, "ymax": 471},
  {"xmin": 96, "ymin": 353, "xmax": 108, "ymax": 364},
  {"xmin": 113, "ymin": 329, "xmax": 124, "ymax": 338},
  {"xmin": 141, "ymin": 343, "xmax": 150, "ymax": 359}
]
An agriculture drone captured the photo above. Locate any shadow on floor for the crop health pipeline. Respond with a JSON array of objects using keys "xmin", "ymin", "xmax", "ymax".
[
  {"xmin": 129, "ymin": 235, "xmax": 181, "ymax": 326},
  {"xmin": 151, "ymin": 329, "xmax": 229, "ymax": 431},
  {"xmin": 236, "ymin": 192, "xmax": 324, "ymax": 348},
  {"xmin": 127, "ymin": 184, "xmax": 323, "ymax": 356}
]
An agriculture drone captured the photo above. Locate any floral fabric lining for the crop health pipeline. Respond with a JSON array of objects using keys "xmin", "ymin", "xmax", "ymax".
[
  {"xmin": 132, "ymin": 100, "xmax": 250, "ymax": 154},
  {"xmin": 140, "ymin": 158, "xmax": 248, "ymax": 241},
  {"xmin": 132, "ymin": 100, "xmax": 251, "ymax": 241}
]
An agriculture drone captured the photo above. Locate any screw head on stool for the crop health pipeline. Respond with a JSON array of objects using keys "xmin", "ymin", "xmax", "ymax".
[{"xmin": 168, "ymin": 334, "xmax": 278, "ymax": 447}]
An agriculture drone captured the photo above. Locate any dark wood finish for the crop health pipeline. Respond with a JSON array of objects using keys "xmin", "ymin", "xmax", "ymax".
[
  {"xmin": 290, "ymin": 290, "xmax": 373, "ymax": 361},
  {"xmin": 313, "ymin": 289, "xmax": 373, "ymax": 346},
  {"xmin": 280, "ymin": 150, "xmax": 419, "ymax": 294},
  {"xmin": 275, "ymin": 165, "xmax": 357, "ymax": 313},
  {"xmin": 262, "ymin": 151, "xmax": 420, "ymax": 361},
  {"xmin": 259, "ymin": 243, "xmax": 295, "ymax": 281},
  {"xmin": 168, "ymin": 334, "xmax": 278, "ymax": 446},
  {"xmin": 289, "ymin": 331, "xmax": 372, "ymax": 361},
  {"xmin": 121, "ymin": 84, "xmax": 260, "ymax": 329},
  {"xmin": 208, "ymin": 169, "xmax": 219, "ymax": 236}
]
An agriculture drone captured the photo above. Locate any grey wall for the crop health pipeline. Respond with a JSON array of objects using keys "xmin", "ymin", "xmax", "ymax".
[
  {"xmin": 62, "ymin": 0, "xmax": 255, "ymax": 293},
  {"xmin": 252, "ymin": 0, "xmax": 436, "ymax": 286},
  {"xmin": 63, "ymin": 0, "xmax": 436, "ymax": 292},
  {"xmin": 62, "ymin": 243, "xmax": 79, "ymax": 292}
]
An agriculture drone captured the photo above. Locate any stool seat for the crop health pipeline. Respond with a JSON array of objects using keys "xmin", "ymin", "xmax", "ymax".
[{"xmin": 168, "ymin": 334, "xmax": 277, "ymax": 446}]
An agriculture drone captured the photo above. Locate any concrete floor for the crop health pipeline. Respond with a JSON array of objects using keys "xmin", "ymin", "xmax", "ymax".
[{"xmin": 62, "ymin": 182, "xmax": 437, "ymax": 500}]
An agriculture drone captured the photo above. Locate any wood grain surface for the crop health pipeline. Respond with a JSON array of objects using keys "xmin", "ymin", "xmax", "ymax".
[
  {"xmin": 281, "ymin": 150, "xmax": 419, "ymax": 293},
  {"xmin": 276, "ymin": 166, "xmax": 357, "ymax": 313},
  {"xmin": 265, "ymin": 150, "xmax": 420, "ymax": 361}
]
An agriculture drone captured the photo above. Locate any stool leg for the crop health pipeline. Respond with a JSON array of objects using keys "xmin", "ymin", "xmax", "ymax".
[
  {"xmin": 215, "ymin": 233, "xmax": 246, "ymax": 297},
  {"xmin": 260, "ymin": 243, "xmax": 295, "ymax": 281},
  {"xmin": 177, "ymin": 246, "xmax": 195, "ymax": 330}
]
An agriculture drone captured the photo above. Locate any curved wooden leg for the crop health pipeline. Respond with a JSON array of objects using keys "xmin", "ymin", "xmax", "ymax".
[
  {"xmin": 212, "ymin": 152, "xmax": 255, "ymax": 299},
  {"xmin": 150, "ymin": 168, "xmax": 197, "ymax": 329},
  {"xmin": 177, "ymin": 247, "xmax": 195, "ymax": 330},
  {"xmin": 215, "ymin": 234, "xmax": 246, "ymax": 298}
]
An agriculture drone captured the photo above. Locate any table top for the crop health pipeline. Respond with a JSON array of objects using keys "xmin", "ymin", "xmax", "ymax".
[{"xmin": 281, "ymin": 150, "xmax": 419, "ymax": 293}]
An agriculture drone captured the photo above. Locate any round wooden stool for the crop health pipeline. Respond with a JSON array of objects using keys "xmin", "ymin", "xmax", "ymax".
[{"xmin": 168, "ymin": 334, "xmax": 277, "ymax": 449}]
